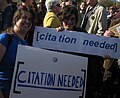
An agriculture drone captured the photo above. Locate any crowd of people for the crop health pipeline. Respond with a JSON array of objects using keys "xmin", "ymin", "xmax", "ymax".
[{"xmin": 0, "ymin": 0, "xmax": 120, "ymax": 98}]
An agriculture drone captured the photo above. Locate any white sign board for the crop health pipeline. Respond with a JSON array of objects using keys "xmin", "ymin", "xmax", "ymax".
[
  {"xmin": 33, "ymin": 26, "xmax": 120, "ymax": 59},
  {"xmin": 9, "ymin": 45, "xmax": 88, "ymax": 98}
]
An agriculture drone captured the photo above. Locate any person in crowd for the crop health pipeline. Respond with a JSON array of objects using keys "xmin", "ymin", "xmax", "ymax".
[
  {"xmin": 43, "ymin": 0, "xmax": 61, "ymax": 28},
  {"xmin": 80, "ymin": 1, "xmax": 108, "ymax": 96},
  {"xmin": 56, "ymin": 5, "xmax": 86, "ymax": 32},
  {"xmin": 29, "ymin": 0, "xmax": 38, "ymax": 25},
  {"xmin": 79, "ymin": 1, "xmax": 87, "ymax": 17},
  {"xmin": 60, "ymin": 1, "xmax": 66, "ymax": 9},
  {"xmin": 80, "ymin": 1, "xmax": 107, "ymax": 97},
  {"xmin": 56, "ymin": 5, "xmax": 103, "ymax": 98},
  {"xmin": 107, "ymin": 6, "xmax": 117, "ymax": 19},
  {"xmin": 0, "ymin": 8, "xmax": 34, "ymax": 98},
  {"xmin": 0, "ymin": 0, "xmax": 17, "ymax": 32},
  {"xmin": 37, "ymin": 0, "xmax": 46, "ymax": 26},
  {"xmin": 81, "ymin": 0, "xmax": 107, "ymax": 35},
  {"xmin": 60, "ymin": 0, "xmax": 77, "ymax": 9},
  {"xmin": 64, "ymin": 0, "xmax": 73, "ymax": 6},
  {"xmin": 113, "ymin": 10, "xmax": 120, "ymax": 19},
  {"xmin": 20, "ymin": 0, "xmax": 34, "ymax": 10},
  {"xmin": 20, "ymin": 0, "xmax": 37, "ymax": 23},
  {"xmin": 20, "ymin": 0, "xmax": 37, "ymax": 46},
  {"xmin": 107, "ymin": 6, "xmax": 117, "ymax": 28},
  {"xmin": 19, "ymin": 0, "xmax": 37, "ymax": 24},
  {"xmin": 64, "ymin": 0, "xmax": 77, "ymax": 7},
  {"xmin": 62, "ymin": 0, "xmax": 81, "ymax": 27},
  {"xmin": 100, "ymin": 20, "xmax": 120, "ymax": 98},
  {"xmin": 78, "ymin": 1, "xmax": 87, "ymax": 27}
]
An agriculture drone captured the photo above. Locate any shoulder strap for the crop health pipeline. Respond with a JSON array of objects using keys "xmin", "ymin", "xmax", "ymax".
[
  {"xmin": 6, "ymin": 34, "xmax": 12, "ymax": 49},
  {"xmin": 0, "ymin": 34, "xmax": 12, "ymax": 64}
]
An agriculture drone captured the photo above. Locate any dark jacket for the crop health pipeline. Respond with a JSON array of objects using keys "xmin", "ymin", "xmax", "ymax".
[{"xmin": 0, "ymin": 4, "xmax": 17, "ymax": 32}]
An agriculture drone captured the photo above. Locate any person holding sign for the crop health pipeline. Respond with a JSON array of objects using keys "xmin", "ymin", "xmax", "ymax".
[
  {"xmin": 56, "ymin": 5, "xmax": 103, "ymax": 98},
  {"xmin": 100, "ymin": 21, "xmax": 120, "ymax": 98},
  {"xmin": 56, "ymin": 5, "xmax": 87, "ymax": 32},
  {"xmin": 0, "ymin": 8, "xmax": 34, "ymax": 98}
]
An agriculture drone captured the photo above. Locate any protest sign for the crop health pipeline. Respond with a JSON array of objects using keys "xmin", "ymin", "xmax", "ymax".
[
  {"xmin": 109, "ymin": 23, "xmax": 120, "ymax": 38},
  {"xmin": 9, "ymin": 45, "xmax": 88, "ymax": 98},
  {"xmin": 33, "ymin": 26, "xmax": 120, "ymax": 59},
  {"xmin": 116, "ymin": 26, "xmax": 120, "ymax": 34}
]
